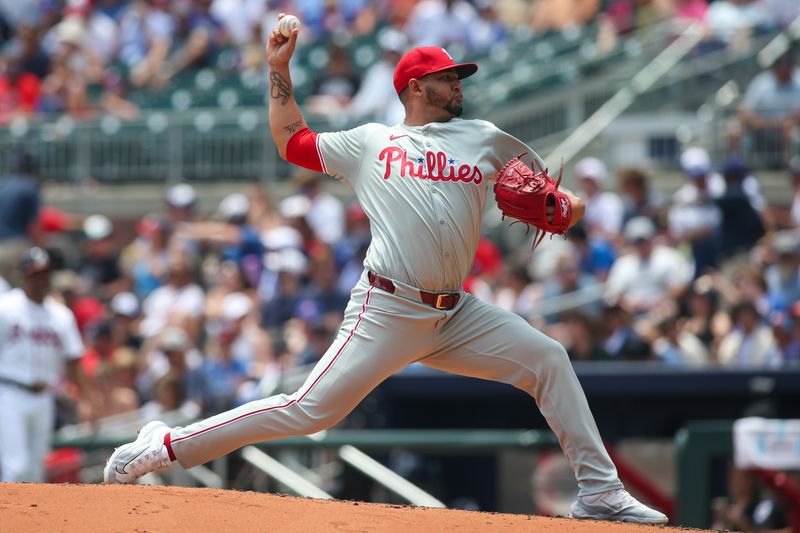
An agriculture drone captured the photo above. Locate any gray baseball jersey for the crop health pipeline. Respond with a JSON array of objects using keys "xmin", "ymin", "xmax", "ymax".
[
  {"xmin": 318, "ymin": 118, "xmax": 539, "ymax": 291},
  {"xmin": 168, "ymin": 118, "xmax": 622, "ymax": 497}
]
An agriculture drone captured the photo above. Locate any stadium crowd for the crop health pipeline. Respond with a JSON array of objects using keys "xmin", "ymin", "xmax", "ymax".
[{"xmin": 0, "ymin": 0, "xmax": 799, "ymax": 123}]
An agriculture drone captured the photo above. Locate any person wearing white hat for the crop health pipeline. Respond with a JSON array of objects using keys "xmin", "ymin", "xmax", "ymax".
[
  {"xmin": 668, "ymin": 147, "xmax": 722, "ymax": 277},
  {"xmin": 575, "ymin": 157, "xmax": 624, "ymax": 239},
  {"xmin": 216, "ymin": 292, "xmax": 272, "ymax": 379},
  {"xmin": 281, "ymin": 170, "xmax": 345, "ymax": 246},
  {"xmin": 165, "ymin": 184, "xmax": 197, "ymax": 224},
  {"xmin": 345, "ymin": 29, "xmax": 408, "ymax": 125},
  {"xmin": 604, "ymin": 217, "xmax": 693, "ymax": 315},
  {"xmin": 110, "ymin": 292, "xmax": 143, "ymax": 349}
]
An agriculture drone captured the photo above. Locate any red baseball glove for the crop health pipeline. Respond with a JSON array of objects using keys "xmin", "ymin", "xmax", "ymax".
[{"xmin": 494, "ymin": 153, "xmax": 572, "ymax": 249}]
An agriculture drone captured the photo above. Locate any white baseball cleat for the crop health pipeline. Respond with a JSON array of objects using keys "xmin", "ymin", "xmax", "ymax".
[
  {"xmin": 570, "ymin": 488, "xmax": 668, "ymax": 524},
  {"xmin": 103, "ymin": 421, "xmax": 173, "ymax": 484}
]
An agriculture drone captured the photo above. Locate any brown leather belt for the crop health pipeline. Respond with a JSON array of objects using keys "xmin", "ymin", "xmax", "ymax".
[
  {"xmin": 368, "ymin": 271, "xmax": 460, "ymax": 310},
  {"xmin": 0, "ymin": 377, "xmax": 48, "ymax": 394}
]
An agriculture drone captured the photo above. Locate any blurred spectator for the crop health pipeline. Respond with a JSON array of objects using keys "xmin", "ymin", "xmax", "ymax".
[
  {"xmin": 217, "ymin": 291, "xmax": 272, "ymax": 378},
  {"xmin": 789, "ymin": 156, "xmax": 800, "ymax": 227},
  {"xmin": 40, "ymin": 15, "xmax": 106, "ymax": 117},
  {"xmin": 120, "ymin": 213, "xmax": 172, "ymax": 299},
  {"xmin": 202, "ymin": 319, "xmax": 250, "ymax": 411},
  {"xmin": 651, "ymin": 314, "xmax": 710, "ymax": 366},
  {"xmin": 176, "ymin": 192, "xmax": 265, "ymax": 287},
  {"xmin": 737, "ymin": 48, "xmax": 800, "ymax": 166},
  {"xmin": 680, "ymin": 275, "xmax": 728, "ymax": 351},
  {"xmin": 601, "ymin": 303, "xmax": 651, "ymax": 361},
  {"xmin": 78, "ymin": 214, "xmax": 125, "ymax": 299},
  {"xmin": 260, "ymin": 247, "xmax": 308, "ymax": 329},
  {"xmin": 767, "ymin": 308, "xmax": 794, "ymax": 365},
  {"xmin": 155, "ymin": 0, "xmax": 225, "ymax": 88},
  {"xmin": 529, "ymin": 0, "xmax": 599, "ymax": 34},
  {"xmin": 575, "ymin": 157, "xmax": 624, "ymax": 240},
  {"xmin": 305, "ymin": 44, "xmax": 361, "ymax": 116},
  {"xmin": 334, "ymin": 200, "xmax": 372, "ymax": 294},
  {"xmin": 706, "ymin": 0, "xmax": 773, "ymax": 50},
  {"xmin": 713, "ymin": 156, "xmax": 765, "ymax": 267},
  {"xmin": 468, "ymin": 0, "xmax": 508, "ymax": 54},
  {"xmin": 558, "ymin": 311, "xmax": 609, "ymax": 361},
  {"xmin": 345, "ymin": 28, "xmax": 407, "ymax": 125},
  {"xmin": 165, "ymin": 183, "xmax": 198, "ymax": 224},
  {"xmin": 110, "ymin": 291, "xmax": 144, "ymax": 350},
  {"xmin": 97, "ymin": 347, "xmax": 141, "ymax": 418},
  {"xmin": 79, "ymin": 321, "xmax": 140, "ymax": 420},
  {"xmin": 0, "ymin": 152, "xmax": 41, "ymax": 287},
  {"xmin": 0, "ymin": 59, "xmax": 42, "ymax": 121},
  {"xmin": 296, "ymin": 320, "xmax": 337, "ymax": 366},
  {"xmin": 464, "ymin": 237, "xmax": 504, "ymax": 301},
  {"xmin": 706, "ymin": 156, "xmax": 766, "ymax": 215},
  {"xmin": 668, "ymin": 147, "xmax": 721, "ymax": 277},
  {"xmin": 404, "ymin": 0, "xmax": 477, "ymax": 51},
  {"xmin": 139, "ymin": 325, "xmax": 207, "ymax": 412},
  {"xmin": 51, "ymin": 269, "xmax": 104, "ymax": 336},
  {"xmin": 759, "ymin": 0, "xmax": 800, "ymax": 28},
  {"xmin": 711, "ymin": 466, "xmax": 759, "ymax": 531},
  {"xmin": 139, "ymin": 251, "xmax": 205, "ymax": 340},
  {"xmin": 211, "ymin": 0, "xmax": 266, "ymax": 47},
  {"xmin": 118, "ymin": 0, "xmax": 175, "ymax": 88},
  {"xmin": 286, "ymin": 170, "xmax": 345, "ymax": 247},
  {"xmin": 540, "ymin": 252, "xmax": 601, "ymax": 323},
  {"xmin": 205, "ymin": 259, "xmax": 253, "ymax": 335},
  {"xmin": 617, "ymin": 167, "xmax": 665, "ymax": 227},
  {"xmin": 712, "ymin": 464, "xmax": 792, "ymax": 532},
  {"xmin": 786, "ymin": 302, "xmax": 800, "ymax": 364},
  {"xmin": 6, "ymin": 23, "xmax": 50, "ymax": 79},
  {"xmin": 717, "ymin": 300, "xmax": 780, "ymax": 367},
  {"xmin": 295, "ymin": 249, "xmax": 349, "ymax": 328},
  {"xmin": 715, "ymin": 264, "xmax": 774, "ymax": 317},
  {"xmin": 493, "ymin": 264, "xmax": 540, "ymax": 317},
  {"xmin": 565, "ymin": 222, "xmax": 616, "ymax": 281},
  {"xmin": 605, "ymin": 216, "xmax": 693, "ymax": 316},
  {"xmin": 668, "ymin": 0, "xmax": 708, "ymax": 32},
  {"xmin": 763, "ymin": 230, "xmax": 800, "ymax": 307}
]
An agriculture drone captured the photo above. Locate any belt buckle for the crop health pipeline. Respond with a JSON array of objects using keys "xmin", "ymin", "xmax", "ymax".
[{"xmin": 434, "ymin": 293, "xmax": 448, "ymax": 310}]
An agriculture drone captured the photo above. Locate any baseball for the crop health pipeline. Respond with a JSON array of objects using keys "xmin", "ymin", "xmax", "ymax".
[{"xmin": 278, "ymin": 15, "xmax": 301, "ymax": 38}]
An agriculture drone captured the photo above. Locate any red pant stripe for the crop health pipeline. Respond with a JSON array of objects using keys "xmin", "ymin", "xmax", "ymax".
[{"xmin": 171, "ymin": 287, "xmax": 374, "ymax": 445}]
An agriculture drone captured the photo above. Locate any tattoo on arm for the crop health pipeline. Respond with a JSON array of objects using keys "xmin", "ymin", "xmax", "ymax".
[
  {"xmin": 270, "ymin": 72, "xmax": 291, "ymax": 105},
  {"xmin": 284, "ymin": 120, "xmax": 303, "ymax": 134}
]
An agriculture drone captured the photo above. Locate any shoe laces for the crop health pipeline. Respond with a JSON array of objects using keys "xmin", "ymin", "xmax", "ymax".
[
  {"xmin": 583, "ymin": 489, "xmax": 637, "ymax": 509},
  {"xmin": 129, "ymin": 445, "xmax": 169, "ymax": 477}
]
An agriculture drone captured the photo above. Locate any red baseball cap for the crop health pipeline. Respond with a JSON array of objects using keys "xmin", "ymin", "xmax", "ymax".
[{"xmin": 393, "ymin": 47, "xmax": 478, "ymax": 95}]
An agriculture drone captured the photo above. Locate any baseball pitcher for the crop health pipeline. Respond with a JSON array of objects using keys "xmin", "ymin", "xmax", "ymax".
[{"xmin": 104, "ymin": 15, "xmax": 667, "ymax": 524}]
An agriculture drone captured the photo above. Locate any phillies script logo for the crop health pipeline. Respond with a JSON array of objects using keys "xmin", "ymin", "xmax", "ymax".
[{"xmin": 378, "ymin": 147, "xmax": 483, "ymax": 184}]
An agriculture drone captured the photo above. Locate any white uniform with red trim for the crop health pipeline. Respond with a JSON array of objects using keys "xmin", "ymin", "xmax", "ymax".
[
  {"xmin": 0, "ymin": 289, "xmax": 84, "ymax": 482},
  {"xmin": 167, "ymin": 118, "xmax": 623, "ymax": 497}
]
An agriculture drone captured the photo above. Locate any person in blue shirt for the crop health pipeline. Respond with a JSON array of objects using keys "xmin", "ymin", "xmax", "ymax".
[{"xmin": 0, "ymin": 152, "xmax": 41, "ymax": 288}]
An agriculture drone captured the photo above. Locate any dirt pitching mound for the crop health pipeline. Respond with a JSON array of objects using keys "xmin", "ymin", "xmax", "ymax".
[{"xmin": 1, "ymin": 483, "xmax": 696, "ymax": 532}]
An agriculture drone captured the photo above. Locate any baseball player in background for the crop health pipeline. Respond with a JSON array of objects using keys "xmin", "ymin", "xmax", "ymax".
[
  {"xmin": 0, "ymin": 247, "xmax": 92, "ymax": 482},
  {"xmin": 104, "ymin": 15, "xmax": 667, "ymax": 524}
]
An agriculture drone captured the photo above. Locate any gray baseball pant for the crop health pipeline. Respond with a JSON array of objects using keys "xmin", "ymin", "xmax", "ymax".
[{"xmin": 169, "ymin": 270, "xmax": 622, "ymax": 496}]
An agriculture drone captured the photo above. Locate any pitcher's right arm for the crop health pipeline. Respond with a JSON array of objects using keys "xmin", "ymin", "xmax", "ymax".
[{"xmin": 266, "ymin": 15, "xmax": 307, "ymax": 160}]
